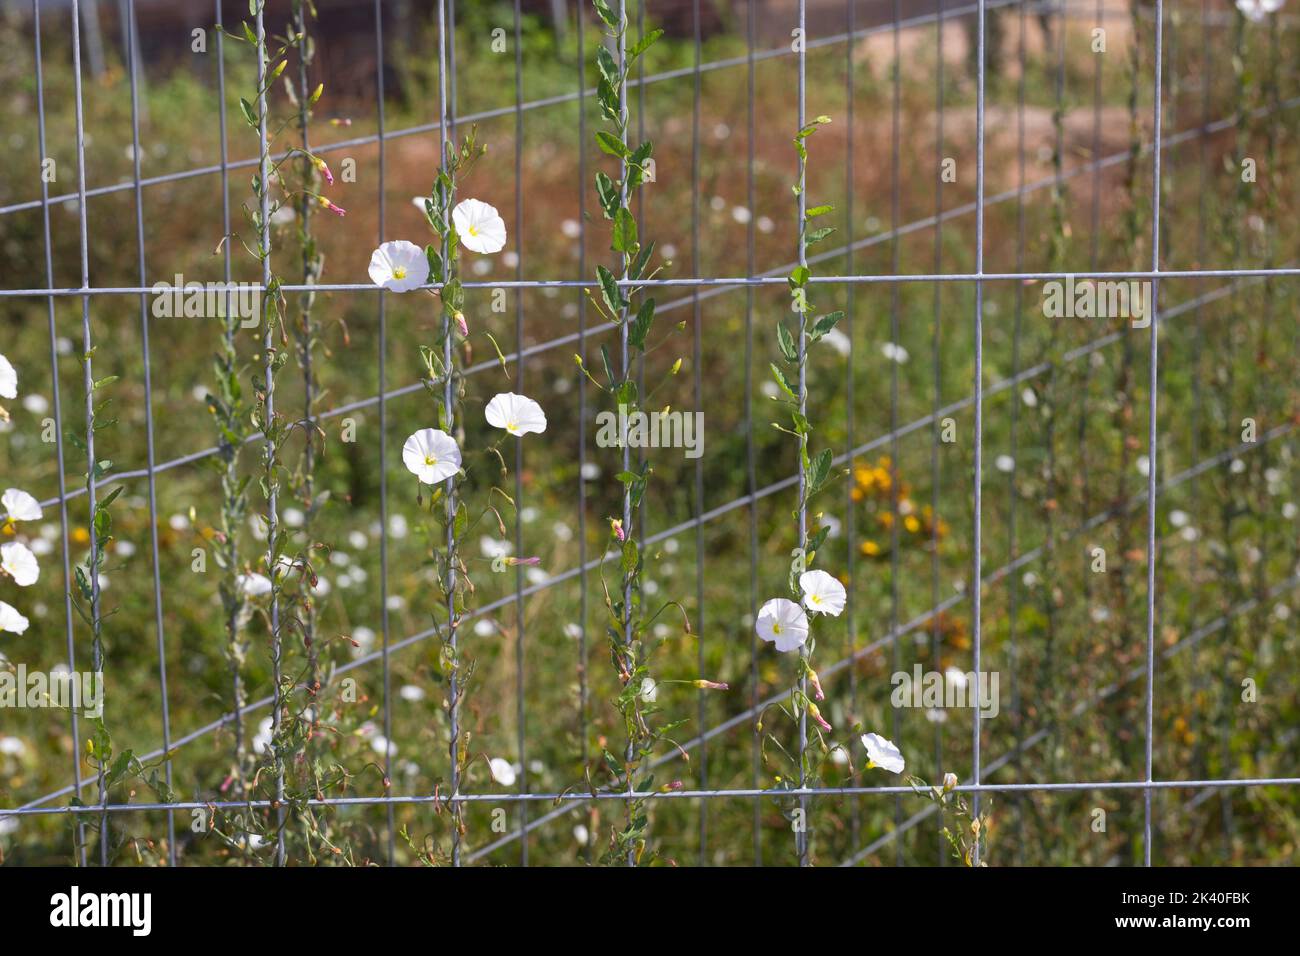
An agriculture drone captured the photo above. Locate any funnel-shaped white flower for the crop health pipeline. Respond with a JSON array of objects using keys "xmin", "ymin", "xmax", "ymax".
[
  {"xmin": 0, "ymin": 600, "xmax": 29, "ymax": 635},
  {"xmin": 453, "ymin": 198, "xmax": 507, "ymax": 254},
  {"xmin": 368, "ymin": 240, "xmax": 430, "ymax": 293},
  {"xmin": 861, "ymin": 732, "xmax": 905, "ymax": 774},
  {"xmin": 485, "ymin": 392, "xmax": 547, "ymax": 437},
  {"xmin": 756, "ymin": 598, "xmax": 809, "ymax": 653},
  {"xmin": 1, "ymin": 541, "xmax": 39, "ymax": 587},
  {"xmin": 799, "ymin": 569, "xmax": 846, "ymax": 617},
  {"xmin": 2, "ymin": 488, "xmax": 43, "ymax": 523},
  {"xmin": 0, "ymin": 353, "xmax": 15, "ymax": 400},
  {"xmin": 402, "ymin": 428, "xmax": 462, "ymax": 484}
]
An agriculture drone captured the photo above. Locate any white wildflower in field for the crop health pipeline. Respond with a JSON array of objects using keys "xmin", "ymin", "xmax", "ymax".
[
  {"xmin": 368, "ymin": 239, "xmax": 429, "ymax": 292},
  {"xmin": 861, "ymin": 732, "xmax": 905, "ymax": 773},
  {"xmin": 2, "ymin": 488, "xmax": 42, "ymax": 523},
  {"xmin": 485, "ymin": 392, "xmax": 548, "ymax": 436},
  {"xmin": 799, "ymin": 570, "xmax": 846, "ymax": 617},
  {"xmin": 756, "ymin": 598, "xmax": 809, "ymax": 652},
  {"xmin": 489, "ymin": 757, "xmax": 517, "ymax": 786},
  {"xmin": 0, "ymin": 601, "xmax": 29, "ymax": 634},
  {"xmin": 402, "ymin": 428, "xmax": 461, "ymax": 484},
  {"xmin": 452, "ymin": 198, "xmax": 507, "ymax": 254},
  {"xmin": 0, "ymin": 354, "xmax": 16, "ymax": 400},
  {"xmin": 0, "ymin": 542, "xmax": 39, "ymax": 587}
]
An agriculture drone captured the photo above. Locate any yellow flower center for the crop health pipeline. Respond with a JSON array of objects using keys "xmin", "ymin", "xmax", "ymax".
[
  {"xmin": 810, "ymin": 594, "xmax": 821, "ymax": 605},
  {"xmin": 507, "ymin": 421, "xmax": 519, "ymax": 433},
  {"xmin": 772, "ymin": 623, "xmax": 782, "ymax": 635},
  {"xmin": 393, "ymin": 267, "xmax": 407, "ymax": 279},
  {"xmin": 468, "ymin": 225, "xmax": 479, "ymax": 236},
  {"xmin": 424, "ymin": 455, "xmax": 438, "ymax": 466}
]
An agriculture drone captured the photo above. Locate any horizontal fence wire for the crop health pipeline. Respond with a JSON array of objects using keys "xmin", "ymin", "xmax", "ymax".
[{"xmin": 4, "ymin": 0, "xmax": 1296, "ymax": 868}]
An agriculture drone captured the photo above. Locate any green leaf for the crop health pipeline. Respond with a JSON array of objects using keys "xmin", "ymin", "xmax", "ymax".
[
  {"xmin": 630, "ymin": 29, "xmax": 664, "ymax": 59},
  {"xmin": 595, "ymin": 172, "xmax": 620, "ymax": 219},
  {"xmin": 592, "ymin": 0, "xmax": 619, "ymax": 28},
  {"xmin": 239, "ymin": 97, "xmax": 258, "ymax": 128},
  {"xmin": 806, "ymin": 226, "xmax": 835, "ymax": 245},
  {"xmin": 777, "ymin": 322, "xmax": 798, "ymax": 363},
  {"xmin": 811, "ymin": 311, "xmax": 845, "ymax": 341},
  {"xmin": 628, "ymin": 240, "xmax": 655, "ymax": 280},
  {"xmin": 629, "ymin": 298, "xmax": 655, "ymax": 351},
  {"xmin": 621, "ymin": 538, "xmax": 640, "ymax": 575},
  {"xmin": 788, "ymin": 265, "xmax": 810, "ymax": 289},
  {"xmin": 597, "ymin": 265, "xmax": 625, "ymax": 314},
  {"xmin": 769, "ymin": 363, "xmax": 797, "ymax": 401},
  {"xmin": 809, "ymin": 448, "xmax": 833, "ymax": 492},
  {"xmin": 596, "ymin": 45, "xmax": 621, "ymax": 86},
  {"xmin": 805, "ymin": 204, "xmax": 834, "ymax": 218},
  {"xmin": 612, "ymin": 207, "xmax": 638, "ymax": 254},
  {"xmin": 595, "ymin": 131, "xmax": 629, "ymax": 158}
]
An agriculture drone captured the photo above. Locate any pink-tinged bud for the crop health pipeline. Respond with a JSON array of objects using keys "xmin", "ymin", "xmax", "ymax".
[
  {"xmin": 660, "ymin": 780, "xmax": 684, "ymax": 792},
  {"xmin": 330, "ymin": 117, "xmax": 352, "ymax": 128},
  {"xmin": 506, "ymin": 556, "xmax": 541, "ymax": 567},
  {"xmin": 316, "ymin": 196, "xmax": 346, "ymax": 216},
  {"xmin": 314, "ymin": 156, "xmax": 334, "ymax": 185},
  {"xmin": 694, "ymin": 679, "xmax": 729, "ymax": 691},
  {"xmin": 454, "ymin": 311, "xmax": 468, "ymax": 337},
  {"xmin": 807, "ymin": 668, "xmax": 825, "ymax": 701},
  {"xmin": 609, "ymin": 518, "xmax": 625, "ymax": 542},
  {"xmin": 807, "ymin": 701, "xmax": 832, "ymax": 733}
]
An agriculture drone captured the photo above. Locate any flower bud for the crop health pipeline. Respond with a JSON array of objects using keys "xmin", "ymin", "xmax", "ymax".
[
  {"xmin": 943, "ymin": 772, "xmax": 958, "ymax": 793},
  {"xmin": 609, "ymin": 517, "xmax": 625, "ymax": 542},
  {"xmin": 316, "ymin": 196, "xmax": 346, "ymax": 217},
  {"xmin": 807, "ymin": 668, "xmax": 824, "ymax": 701},
  {"xmin": 314, "ymin": 156, "xmax": 334, "ymax": 185},
  {"xmin": 454, "ymin": 311, "xmax": 468, "ymax": 337},
  {"xmin": 694, "ymin": 679, "xmax": 729, "ymax": 691},
  {"xmin": 806, "ymin": 701, "xmax": 831, "ymax": 732}
]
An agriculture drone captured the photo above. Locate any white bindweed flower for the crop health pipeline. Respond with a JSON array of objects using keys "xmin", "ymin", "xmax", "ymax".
[
  {"xmin": 368, "ymin": 239, "xmax": 430, "ymax": 293},
  {"xmin": 485, "ymin": 392, "xmax": 548, "ymax": 437},
  {"xmin": 799, "ymin": 570, "xmax": 846, "ymax": 617},
  {"xmin": 489, "ymin": 756, "xmax": 517, "ymax": 786},
  {"xmin": 639, "ymin": 677, "xmax": 658, "ymax": 703},
  {"xmin": 1236, "ymin": 0, "xmax": 1283, "ymax": 20},
  {"xmin": 860, "ymin": 732, "xmax": 905, "ymax": 774},
  {"xmin": 0, "ymin": 354, "xmax": 16, "ymax": 400},
  {"xmin": 2, "ymin": 488, "xmax": 42, "ymax": 523},
  {"xmin": 237, "ymin": 572, "xmax": 273, "ymax": 598},
  {"xmin": 0, "ymin": 542, "xmax": 38, "ymax": 587},
  {"xmin": 756, "ymin": 598, "xmax": 810, "ymax": 653},
  {"xmin": 452, "ymin": 198, "xmax": 507, "ymax": 254},
  {"xmin": 0, "ymin": 601, "xmax": 29, "ymax": 635},
  {"xmin": 402, "ymin": 428, "xmax": 461, "ymax": 484}
]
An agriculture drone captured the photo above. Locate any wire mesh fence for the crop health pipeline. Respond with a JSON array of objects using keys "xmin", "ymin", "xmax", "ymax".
[{"xmin": 0, "ymin": 0, "xmax": 1297, "ymax": 866}]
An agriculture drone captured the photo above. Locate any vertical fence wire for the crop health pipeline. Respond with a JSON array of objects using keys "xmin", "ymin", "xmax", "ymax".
[
  {"xmin": 373, "ymin": 0, "xmax": 396, "ymax": 867},
  {"xmin": 744, "ymin": 0, "xmax": 763, "ymax": 866},
  {"xmin": 124, "ymin": 0, "xmax": 175, "ymax": 866},
  {"xmin": 690, "ymin": 0, "xmax": 708, "ymax": 866},
  {"xmin": 843, "ymin": 0, "xmax": 860, "ymax": 858},
  {"xmin": 1006, "ymin": 0, "xmax": 1028, "ymax": 867},
  {"xmin": 68, "ymin": 0, "xmax": 110, "ymax": 867},
  {"xmin": 930, "ymin": 0, "xmax": 947, "ymax": 866},
  {"xmin": 1143, "ymin": 0, "xmax": 1167, "ymax": 868},
  {"xmin": 32, "ymin": 0, "xmax": 88, "ymax": 868},
  {"xmin": 794, "ymin": 0, "xmax": 811, "ymax": 869},
  {"xmin": 512, "ymin": 0, "xmax": 530, "ymax": 866},
  {"xmin": 574, "ymin": 0, "xmax": 594, "ymax": 866},
  {"xmin": 888, "ymin": 0, "xmax": 904, "ymax": 867},
  {"xmin": 252, "ymin": 0, "xmax": 287, "ymax": 869},
  {"xmin": 971, "ymin": 0, "xmax": 987, "ymax": 867}
]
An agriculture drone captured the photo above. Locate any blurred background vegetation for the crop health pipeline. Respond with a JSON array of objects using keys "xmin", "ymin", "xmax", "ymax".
[{"xmin": 0, "ymin": 0, "xmax": 1297, "ymax": 865}]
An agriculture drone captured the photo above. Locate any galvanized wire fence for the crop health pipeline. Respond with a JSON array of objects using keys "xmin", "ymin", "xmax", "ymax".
[{"xmin": 1, "ymin": 0, "xmax": 1298, "ymax": 866}]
